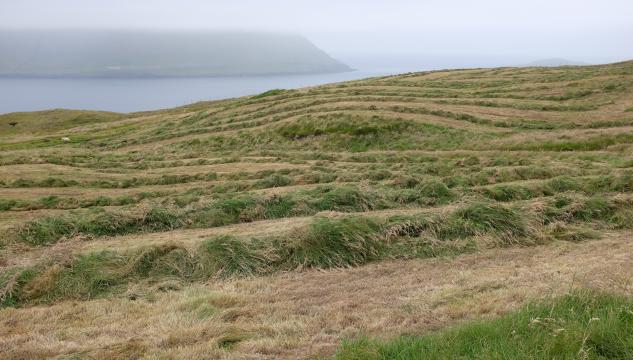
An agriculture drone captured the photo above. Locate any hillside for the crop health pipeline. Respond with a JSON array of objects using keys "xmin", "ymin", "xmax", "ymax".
[
  {"xmin": 523, "ymin": 58, "xmax": 587, "ymax": 67},
  {"xmin": 1, "ymin": 61, "xmax": 633, "ymax": 359},
  {"xmin": 0, "ymin": 30, "xmax": 351, "ymax": 77}
]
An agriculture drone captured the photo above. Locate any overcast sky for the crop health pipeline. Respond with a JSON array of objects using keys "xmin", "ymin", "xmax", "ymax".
[{"xmin": 1, "ymin": 0, "xmax": 632, "ymax": 62}]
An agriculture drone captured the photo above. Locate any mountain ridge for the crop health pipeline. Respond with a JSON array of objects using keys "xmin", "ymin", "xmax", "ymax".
[{"xmin": 0, "ymin": 30, "xmax": 351, "ymax": 77}]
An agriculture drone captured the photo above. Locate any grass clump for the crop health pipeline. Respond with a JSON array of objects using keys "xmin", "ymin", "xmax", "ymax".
[
  {"xmin": 546, "ymin": 175, "xmax": 583, "ymax": 193},
  {"xmin": 438, "ymin": 203, "xmax": 531, "ymax": 242},
  {"xmin": 543, "ymin": 195, "xmax": 633, "ymax": 228},
  {"xmin": 197, "ymin": 236, "xmax": 272, "ymax": 278},
  {"xmin": 481, "ymin": 184, "xmax": 537, "ymax": 201},
  {"xmin": 308, "ymin": 186, "xmax": 383, "ymax": 212},
  {"xmin": 12, "ymin": 245, "xmax": 196, "ymax": 305},
  {"xmin": 282, "ymin": 216, "xmax": 384, "ymax": 269},
  {"xmin": 334, "ymin": 290, "xmax": 633, "ymax": 360},
  {"xmin": 126, "ymin": 245, "xmax": 195, "ymax": 278},
  {"xmin": 17, "ymin": 216, "xmax": 77, "ymax": 245},
  {"xmin": 17, "ymin": 207, "xmax": 184, "ymax": 245},
  {"xmin": 0, "ymin": 268, "xmax": 38, "ymax": 307},
  {"xmin": 254, "ymin": 174, "xmax": 292, "ymax": 188},
  {"xmin": 417, "ymin": 180, "xmax": 454, "ymax": 204}
]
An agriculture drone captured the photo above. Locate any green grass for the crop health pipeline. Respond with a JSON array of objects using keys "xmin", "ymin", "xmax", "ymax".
[
  {"xmin": 480, "ymin": 184, "xmax": 537, "ymax": 201},
  {"xmin": 334, "ymin": 290, "xmax": 633, "ymax": 360},
  {"xmin": 0, "ymin": 267, "xmax": 37, "ymax": 307},
  {"xmin": 9, "ymin": 184, "xmax": 391, "ymax": 246},
  {"xmin": 0, "ymin": 109, "xmax": 124, "ymax": 136},
  {"xmin": 438, "ymin": 202, "xmax": 532, "ymax": 242},
  {"xmin": 252, "ymin": 89, "xmax": 288, "ymax": 99},
  {"xmin": 506, "ymin": 133, "xmax": 633, "ymax": 152},
  {"xmin": 282, "ymin": 216, "xmax": 384, "ymax": 269},
  {"xmin": 16, "ymin": 207, "xmax": 184, "ymax": 245},
  {"xmin": 197, "ymin": 236, "xmax": 272, "ymax": 278},
  {"xmin": 12, "ymin": 198, "xmax": 625, "ymax": 307}
]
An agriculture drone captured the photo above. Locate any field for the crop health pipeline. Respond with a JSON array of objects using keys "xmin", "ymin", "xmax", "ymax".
[{"xmin": 1, "ymin": 61, "xmax": 633, "ymax": 359}]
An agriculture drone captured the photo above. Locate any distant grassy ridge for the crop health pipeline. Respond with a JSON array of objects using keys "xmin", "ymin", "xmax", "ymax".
[{"xmin": 0, "ymin": 109, "xmax": 125, "ymax": 136}]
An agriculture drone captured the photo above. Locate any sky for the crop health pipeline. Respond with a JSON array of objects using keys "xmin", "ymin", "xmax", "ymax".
[{"xmin": 1, "ymin": 0, "xmax": 632, "ymax": 63}]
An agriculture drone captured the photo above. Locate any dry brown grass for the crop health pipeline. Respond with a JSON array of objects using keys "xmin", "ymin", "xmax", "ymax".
[{"xmin": 1, "ymin": 232, "xmax": 631, "ymax": 359}]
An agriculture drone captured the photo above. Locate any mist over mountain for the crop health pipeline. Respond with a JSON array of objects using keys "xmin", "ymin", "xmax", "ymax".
[
  {"xmin": 523, "ymin": 58, "xmax": 588, "ymax": 67},
  {"xmin": 0, "ymin": 30, "xmax": 351, "ymax": 77}
]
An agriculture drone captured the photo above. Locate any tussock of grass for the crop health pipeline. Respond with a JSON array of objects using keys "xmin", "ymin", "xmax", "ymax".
[
  {"xmin": 126, "ymin": 244, "xmax": 195, "ymax": 278},
  {"xmin": 438, "ymin": 203, "xmax": 532, "ymax": 242},
  {"xmin": 481, "ymin": 184, "xmax": 537, "ymax": 201},
  {"xmin": 198, "ymin": 236, "xmax": 273, "ymax": 278},
  {"xmin": 308, "ymin": 186, "xmax": 383, "ymax": 212},
  {"xmin": 283, "ymin": 217, "xmax": 384, "ymax": 269},
  {"xmin": 546, "ymin": 175, "xmax": 583, "ymax": 192},
  {"xmin": 334, "ymin": 290, "xmax": 633, "ymax": 360},
  {"xmin": 0, "ymin": 268, "xmax": 37, "ymax": 307},
  {"xmin": 17, "ymin": 208, "xmax": 184, "ymax": 245},
  {"xmin": 417, "ymin": 180, "xmax": 454, "ymax": 204},
  {"xmin": 542, "ymin": 195, "xmax": 633, "ymax": 228}
]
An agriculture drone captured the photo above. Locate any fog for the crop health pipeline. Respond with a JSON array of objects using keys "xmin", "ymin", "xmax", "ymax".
[
  {"xmin": 0, "ymin": 30, "xmax": 350, "ymax": 77},
  {"xmin": 1, "ymin": 0, "xmax": 632, "ymax": 65}
]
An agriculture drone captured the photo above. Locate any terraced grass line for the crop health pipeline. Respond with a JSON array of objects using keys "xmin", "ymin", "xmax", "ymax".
[
  {"xmin": 7, "ymin": 168, "xmax": 633, "ymax": 246},
  {"xmin": 6, "ymin": 196, "xmax": 633, "ymax": 307},
  {"xmin": 10, "ymin": 185, "xmax": 381, "ymax": 245},
  {"xmin": 0, "ymin": 205, "xmax": 520, "ymax": 307},
  {"xmin": 434, "ymin": 98, "xmax": 602, "ymax": 112},
  {"xmin": 334, "ymin": 290, "xmax": 633, "ymax": 360}
]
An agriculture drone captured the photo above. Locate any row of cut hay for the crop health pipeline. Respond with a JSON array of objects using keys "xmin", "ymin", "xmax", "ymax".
[{"xmin": 5, "ymin": 196, "xmax": 632, "ymax": 307}]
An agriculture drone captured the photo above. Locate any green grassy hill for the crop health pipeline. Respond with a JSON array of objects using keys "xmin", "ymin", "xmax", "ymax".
[{"xmin": 1, "ymin": 61, "xmax": 633, "ymax": 359}]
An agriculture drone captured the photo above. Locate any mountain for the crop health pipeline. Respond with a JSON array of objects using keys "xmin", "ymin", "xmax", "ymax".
[
  {"xmin": 523, "ymin": 58, "xmax": 587, "ymax": 67},
  {"xmin": 0, "ymin": 30, "xmax": 351, "ymax": 77}
]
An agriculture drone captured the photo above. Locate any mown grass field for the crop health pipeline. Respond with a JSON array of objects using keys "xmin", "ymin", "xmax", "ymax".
[{"xmin": 1, "ymin": 61, "xmax": 633, "ymax": 359}]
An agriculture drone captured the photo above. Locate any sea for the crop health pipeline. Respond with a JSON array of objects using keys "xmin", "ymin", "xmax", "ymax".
[{"xmin": 0, "ymin": 54, "xmax": 535, "ymax": 114}]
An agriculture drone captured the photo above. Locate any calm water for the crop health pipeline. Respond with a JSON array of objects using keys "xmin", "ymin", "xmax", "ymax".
[
  {"xmin": 0, "ymin": 71, "xmax": 390, "ymax": 114},
  {"xmin": 0, "ymin": 53, "xmax": 549, "ymax": 115}
]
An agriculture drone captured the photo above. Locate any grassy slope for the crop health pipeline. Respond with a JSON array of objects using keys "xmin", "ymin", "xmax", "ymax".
[
  {"xmin": 0, "ymin": 109, "xmax": 125, "ymax": 137},
  {"xmin": 1, "ymin": 61, "xmax": 633, "ymax": 359}
]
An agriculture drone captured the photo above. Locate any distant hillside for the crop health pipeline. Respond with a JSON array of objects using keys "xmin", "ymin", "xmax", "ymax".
[
  {"xmin": 0, "ymin": 30, "xmax": 351, "ymax": 77},
  {"xmin": 523, "ymin": 58, "xmax": 587, "ymax": 67}
]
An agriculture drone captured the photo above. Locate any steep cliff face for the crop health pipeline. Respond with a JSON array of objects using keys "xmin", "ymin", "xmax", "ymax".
[{"xmin": 0, "ymin": 30, "xmax": 351, "ymax": 77}]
